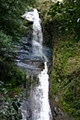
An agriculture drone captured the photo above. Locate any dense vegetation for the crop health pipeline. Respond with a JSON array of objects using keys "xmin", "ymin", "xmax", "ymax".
[
  {"xmin": 0, "ymin": 0, "xmax": 80, "ymax": 120},
  {"xmin": 0, "ymin": 0, "xmax": 36, "ymax": 119},
  {"xmin": 45, "ymin": 0, "xmax": 80, "ymax": 119}
]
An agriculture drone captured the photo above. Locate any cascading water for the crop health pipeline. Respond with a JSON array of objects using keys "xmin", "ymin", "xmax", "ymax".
[
  {"xmin": 30, "ymin": 62, "xmax": 52, "ymax": 120},
  {"xmin": 21, "ymin": 9, "xmax": 52, "ymax": 120}
]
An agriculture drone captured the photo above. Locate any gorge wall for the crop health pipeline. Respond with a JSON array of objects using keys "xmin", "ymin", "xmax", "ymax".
[{"xmin": 43, "ymin": 18, "xmax": 80, "ymax": 120}]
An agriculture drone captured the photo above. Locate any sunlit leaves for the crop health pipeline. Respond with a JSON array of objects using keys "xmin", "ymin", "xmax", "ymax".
[{"xmin": 48, "ymin": 0, "xmax": 80, "ymax": 40}]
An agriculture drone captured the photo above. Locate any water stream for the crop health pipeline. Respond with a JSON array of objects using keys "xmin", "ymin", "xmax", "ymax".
[
  {"xmin": 19, "ymin": 9, "xmax": 52, "ymax": 120},
  {"xmin": 30, "ymin": 62, "xmax": 52, "ymax": 120}
]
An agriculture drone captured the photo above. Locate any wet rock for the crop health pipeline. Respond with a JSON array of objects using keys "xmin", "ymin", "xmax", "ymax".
[
  {"xmin": 50, "ymin": 98, "xmax": 75, "ymax": 120},
  {"xmin": 20, "ymin": 100, "xmax": 32, "ymax": 120}
]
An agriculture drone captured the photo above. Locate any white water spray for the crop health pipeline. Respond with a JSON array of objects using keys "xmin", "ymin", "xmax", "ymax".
[
  {"xmin": 21, "ymin": 9, "xmax": 52, "ymax": 120},
  {"xmin": 38, "ymin": 62, "xmax": 50, "ymax": 120},
  {"xmin": 31, "ymin": 62, "xmax": 52, "ymax": 120}
]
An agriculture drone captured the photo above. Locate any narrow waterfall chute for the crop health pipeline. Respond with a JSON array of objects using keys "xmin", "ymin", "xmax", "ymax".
[
  {"xmin": 20, "ymin": 9, "xmax": 52, "ymax": 120},
  {"xmin": 37, "ymin": 62, "xmax": 51, "ymax": 120}
]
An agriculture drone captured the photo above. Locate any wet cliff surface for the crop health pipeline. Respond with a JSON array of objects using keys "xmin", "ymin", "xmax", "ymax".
[{"xmin": 44, "ymin": 19, "xmax": 80, "ymax": 120}]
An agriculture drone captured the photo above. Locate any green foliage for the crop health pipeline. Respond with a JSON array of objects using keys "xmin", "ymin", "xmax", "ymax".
[
  {"xmin": 47, "ymin": 0, "xmax": 80, "ymax": 40},
  {"xmin": 0, "ymin": 31, "xmax": 13, "ymax": 60},
  {"xmin": 0, "ymin": 0, "xmax": 23, "ymax": 39},
  {"xmin": 0, "ymin": 0, "xmax": 36, "ymax": 41},
  {"xmin": 51, "ymin": 38, "xmax": 80, "ymax": 120},
  {"xmin": 0, "ymin": 0, "xmax": 36, "ymax": 119},
  {"xmin": 63, "ymin": 69, "xmax": 80, "ymax": 118},
  {"xmin": 46, "ymin": 2, "xmax": 80, "ymax": 119},
  {"xmin": 0, "ymin": 30, "xmax": 26, "ymax": 87},
  {"xmin": 0, "ymin": 59, "xmax": 26, "ymax": 119},
  {"xmin": 0, "ymin": 82, "xmax": 23, "ymax": 120}
]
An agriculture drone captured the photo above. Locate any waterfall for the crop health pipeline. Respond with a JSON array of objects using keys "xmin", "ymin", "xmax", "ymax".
[
  {"xmin": 21, "ymin": 9, "xmax": 52, "ymax": 120},
  {"xmin": 30, "ymin": 62, "xmax": 52, "ymax": 120},
  {"xmin": 38, "ymin": 62, "xmax": 50, "ymax": 120}
]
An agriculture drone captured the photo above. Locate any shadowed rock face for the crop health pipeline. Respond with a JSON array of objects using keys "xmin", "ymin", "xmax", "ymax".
[
  {"xmin": 16, "ymin": 32, "xmax": 52, "ymax": 76},
  {"xmin": 16, "ymin": 35, "xmax": 44, "ymax": 76}
]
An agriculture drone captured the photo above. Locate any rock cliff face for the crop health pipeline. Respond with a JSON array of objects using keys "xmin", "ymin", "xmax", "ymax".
[{"xmin": 43, "ymin": 19, "xmax": 80, "ymax": 120}]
